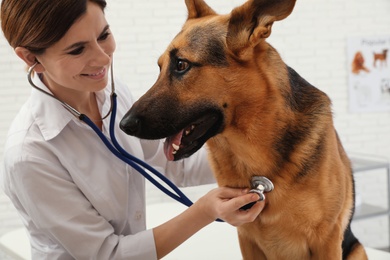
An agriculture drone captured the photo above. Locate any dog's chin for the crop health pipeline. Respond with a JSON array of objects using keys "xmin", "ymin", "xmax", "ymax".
[{"xmin": 164, "ymin": 113, "xmax": 223, "ymax": 161}]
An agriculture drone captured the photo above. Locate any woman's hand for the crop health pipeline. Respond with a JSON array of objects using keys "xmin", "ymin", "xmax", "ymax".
[
  {"xmin": 153, "ymin": 186, "xmax": 265, "ymax": 258},
  {"xmin": 194, "ymin": 187, "xmax": 265, "ymax": 226}
]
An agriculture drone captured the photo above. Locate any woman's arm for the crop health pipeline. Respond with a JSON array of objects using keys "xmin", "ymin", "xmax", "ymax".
[{"xmin": 153, "ymin": 187, "xmax": 264, "ymax": 259}]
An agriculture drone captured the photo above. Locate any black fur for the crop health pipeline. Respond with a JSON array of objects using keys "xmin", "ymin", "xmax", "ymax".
[
  {"xmin": 342, "ymin": 224, "xmax": 360, "ymax": 259},
  {"xmin": 187, "ymin": 25, "xmax": 228, "ymax": 67},
  {"xmin": 272, "ymin": 66, "xmax": 330, "ymax": 177}
]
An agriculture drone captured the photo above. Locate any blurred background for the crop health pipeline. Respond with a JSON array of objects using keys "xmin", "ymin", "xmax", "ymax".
[{"xmin": 1, "ymin": 0, "xmax": 390, "ymax": 258}]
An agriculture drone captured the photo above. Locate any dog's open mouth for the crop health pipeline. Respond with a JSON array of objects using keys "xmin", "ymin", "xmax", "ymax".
[{"xmin": 164, "ymin": 113, "xmax": 222, "ymax": 161}]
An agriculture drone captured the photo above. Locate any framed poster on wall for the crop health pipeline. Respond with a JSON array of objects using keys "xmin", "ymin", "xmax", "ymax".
[{"xmin": 347, "ymin": 36, "xmax": 390, "ymax": 113}]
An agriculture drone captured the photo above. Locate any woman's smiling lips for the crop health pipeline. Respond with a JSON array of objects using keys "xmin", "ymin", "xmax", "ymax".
[{"xmin": 82, "ymin": 67, "xmax": 106, "ymax": 80}]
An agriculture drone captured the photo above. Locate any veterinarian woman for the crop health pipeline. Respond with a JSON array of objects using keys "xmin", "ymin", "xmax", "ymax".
[{"xmin": 0, "ymin": 0, "xmax": 265, "ymax": 259}]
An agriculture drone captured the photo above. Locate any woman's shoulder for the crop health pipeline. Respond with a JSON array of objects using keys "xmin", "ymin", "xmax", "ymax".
[
  {"xmin": 6, "ymin": 100, "xmax": 34, "ymax": 140},
  {"xmin": 3, "ymin": 99, "xmax": 48, "ymax": 164}
]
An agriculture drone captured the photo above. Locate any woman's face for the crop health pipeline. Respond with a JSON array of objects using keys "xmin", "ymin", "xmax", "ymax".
[{"xmin": 36, "ymin": 1, "xmax": 115, "ymax": 98}]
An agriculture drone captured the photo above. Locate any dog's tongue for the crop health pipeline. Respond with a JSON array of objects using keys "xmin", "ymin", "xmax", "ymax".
[{"xmin": 164, "ymin": 130, "xmax": 183, "ymax": 161}]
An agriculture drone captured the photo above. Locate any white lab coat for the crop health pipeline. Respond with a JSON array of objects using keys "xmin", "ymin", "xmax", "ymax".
[{"xmin": 1, "ymin": 74, "xmax": 215, "ymax": 259}]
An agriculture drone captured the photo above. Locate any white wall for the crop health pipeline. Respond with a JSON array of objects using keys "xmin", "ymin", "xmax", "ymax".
[{"xmin": 1, "ymin": 0, "xmax": 390, "ymax": 251}]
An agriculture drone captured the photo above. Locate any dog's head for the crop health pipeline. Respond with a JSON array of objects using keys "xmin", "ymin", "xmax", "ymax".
[{"xmin": 120, "ymin": 0, "xmax": 296, "ymax": 161}]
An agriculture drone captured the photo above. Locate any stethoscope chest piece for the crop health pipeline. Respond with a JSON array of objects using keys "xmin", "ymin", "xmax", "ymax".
[{"xmin": 249, "ymin": 176, "xmax": 274, "ymax": 201}]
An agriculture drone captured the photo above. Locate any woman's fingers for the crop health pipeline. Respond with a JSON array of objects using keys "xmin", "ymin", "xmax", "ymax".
[
  {"xmin": 210, "ymin": 188, "xmax": 265, "ymax": 225},
  {"xmin": 232, "ymin": 192, "xmax": 261, "ymax": 210},
  {"xmin": 196, "ymin": 186, "xmax": 266, "ymax": 226},
  {"xmin": 214, "ymin": 186, "xmax": 249, "ymax": 198}
]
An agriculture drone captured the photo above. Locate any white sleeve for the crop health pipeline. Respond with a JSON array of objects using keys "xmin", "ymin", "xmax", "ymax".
[{"xmin": 5, "ymin": 154, "xmax": 157, "ymax": 260}]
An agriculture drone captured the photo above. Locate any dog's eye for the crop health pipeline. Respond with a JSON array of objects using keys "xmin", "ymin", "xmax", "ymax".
[{"xmin": 176, "ymin": 59, "xmax": 190, "ymax": 72}]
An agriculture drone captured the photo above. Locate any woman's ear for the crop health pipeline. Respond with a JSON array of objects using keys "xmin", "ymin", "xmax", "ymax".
[{"xmin": 14, "ymin": 47, "xmax": 45, "ymax": 73}]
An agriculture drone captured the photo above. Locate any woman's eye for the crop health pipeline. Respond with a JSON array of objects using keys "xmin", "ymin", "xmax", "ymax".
[
  {"xmin": 98, "ymin": 32, "xmax": 110, "ymax": 41},
  {"xmin": 176, "ymin": 59, "xmax": 189, "ymax": 72},
  {"xmin": 68, "ymin": 47, "xmax": 84, "ymax": 55}
]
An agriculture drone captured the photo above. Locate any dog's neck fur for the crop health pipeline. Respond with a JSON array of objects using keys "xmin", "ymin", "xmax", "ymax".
[{"xmin": 206, "ymin": 42, "xmax": 333, "ymax": 189}]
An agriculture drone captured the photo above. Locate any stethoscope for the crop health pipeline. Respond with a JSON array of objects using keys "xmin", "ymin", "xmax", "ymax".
[
  {"xmin": 27, "ymin": 61, "xmax": 194, "ymax": 208},
  {"xmin": 27, "ymin": 62, "xmax": 273, "ymax": 219}
]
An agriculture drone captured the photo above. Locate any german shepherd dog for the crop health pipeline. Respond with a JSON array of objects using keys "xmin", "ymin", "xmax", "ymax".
[{"xmin": 120, "ymin": 0, "xmax": 368, "ymax": 259}]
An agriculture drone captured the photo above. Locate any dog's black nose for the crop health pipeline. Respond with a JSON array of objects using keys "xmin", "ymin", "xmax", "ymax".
[{"xmin": 120, "ymin": 115, "xmax": 141, "ymax": 136}]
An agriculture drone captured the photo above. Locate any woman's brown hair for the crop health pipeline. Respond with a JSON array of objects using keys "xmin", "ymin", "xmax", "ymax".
[{"xmin": 1, "ymin": 0, "xmax": 107, "ymax": 54}]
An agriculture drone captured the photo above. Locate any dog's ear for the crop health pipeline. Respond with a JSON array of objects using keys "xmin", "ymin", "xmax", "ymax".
[
  {"xmin": 227, "ymin": 0, "xmax": 296, "ymax": 58},
  {"xmin": 185, "ymin": 0, "xmax": 216, "ymax": 19}
]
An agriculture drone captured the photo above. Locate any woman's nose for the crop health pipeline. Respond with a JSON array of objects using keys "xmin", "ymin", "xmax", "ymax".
[{"xmin": 89, "ymin": 43, "xmax": 112, "ymax": 66}]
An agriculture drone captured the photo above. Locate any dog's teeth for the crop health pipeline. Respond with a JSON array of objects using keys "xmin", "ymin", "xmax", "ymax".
[
  {"xmin": 184, "ymin": 125, "xmax": 195, "ymax": 136},
  {"xmin": 172, "ymin": 150, "xmax": 177, "ymax": 155},
  {"xmin": 172, "ymin": 143, "xmax": 180, "ymax": 151}
]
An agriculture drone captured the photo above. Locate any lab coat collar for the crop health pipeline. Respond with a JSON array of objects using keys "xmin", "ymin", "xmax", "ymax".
[{"xmin": 30, "ymin": 73, "xmax": 110, "ymax": 141}]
